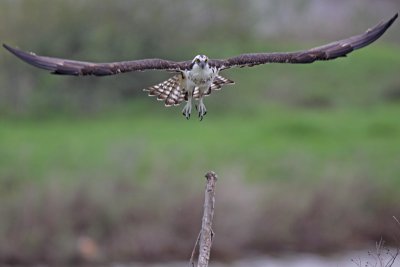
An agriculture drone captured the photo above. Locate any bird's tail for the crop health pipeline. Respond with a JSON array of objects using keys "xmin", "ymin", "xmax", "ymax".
[
  {"xmin": 211, "ymin": 75, "xmax": 235, "ymax": 90},
  {"xmin": 144, "ymin": 74, "xmax": 235, "ymax": 106},
  {"xmin": 143, "ymin": 75, "xmax": 186, "ymax": 107},
  {"xmin": 194, "ymin": 75, "xmax": 235, "ymax": 98}
]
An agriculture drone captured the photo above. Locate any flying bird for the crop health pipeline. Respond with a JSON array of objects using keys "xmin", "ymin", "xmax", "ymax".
[{"xmin": 3, "ymin": 14, "xmax": 398, "ymax": 120}]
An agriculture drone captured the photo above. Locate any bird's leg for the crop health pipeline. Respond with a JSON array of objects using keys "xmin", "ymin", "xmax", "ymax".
[
  {"xmin": 182, "ymin": 91, "xmax": 192, "ymax": 120},
  {"xmin": 197, "ymin": 97, "xmax": 207, "ymax": 121}
]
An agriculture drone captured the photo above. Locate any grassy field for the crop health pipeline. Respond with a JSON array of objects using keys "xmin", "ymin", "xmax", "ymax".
[
  {"xmin": 0, "ymin": 44, "xmax": 400, "ymax": 263},
  {"xmin": 1, "ymin": 104, "xmax": 400, "ymax": 184},
  {"xmin": 1, "ymin": 44, "xmax": 399, "ymax": 184}
]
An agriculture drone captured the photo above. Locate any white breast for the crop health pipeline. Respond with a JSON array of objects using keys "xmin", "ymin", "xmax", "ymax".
[{"xmin": 187, "ymin": 65, "xmax": 216, "ymax": 87}]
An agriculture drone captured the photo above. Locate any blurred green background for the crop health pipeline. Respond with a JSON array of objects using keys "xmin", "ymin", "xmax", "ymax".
[{"xmin": 0, "ymin": 0, "xmax": 400, "ymax": 265}]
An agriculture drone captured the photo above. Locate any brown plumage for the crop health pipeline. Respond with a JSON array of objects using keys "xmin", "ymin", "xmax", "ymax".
[
  {"xmin": 2, "ymin": 14, "xmax": 398, "ymax": 119},
  {"xmin": 3, "ymin": 14, "xmax": 397, "ymax": 75},
  {"xmin": 213, "ymin": 13, "xmax": 398, "ymax": 69}
]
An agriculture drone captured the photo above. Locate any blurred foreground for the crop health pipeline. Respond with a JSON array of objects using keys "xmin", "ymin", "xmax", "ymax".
[
  {"xmin": 1, "ymin": 0, "xmax": 400, "ymax": 265},
  {"xmin": 1, "ymin": 104, "xmax": 400, "ymax": 264},
  {"xmin": 113, "ymin": 250, "xmax": 400, "ymax": 267}
]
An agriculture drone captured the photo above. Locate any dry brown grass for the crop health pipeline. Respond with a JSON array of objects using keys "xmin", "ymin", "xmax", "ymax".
[{"xmin": 1, "ymin": 171, "xmax": 400, "ymax": 265}]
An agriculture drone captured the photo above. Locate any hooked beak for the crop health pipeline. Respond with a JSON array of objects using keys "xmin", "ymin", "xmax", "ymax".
[{"xmin": 199, "ymin": 61, "xmax": 206, "ymax": 69}]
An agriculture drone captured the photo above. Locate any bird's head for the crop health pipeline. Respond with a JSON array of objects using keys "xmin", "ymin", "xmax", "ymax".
[{"xmin": 192, "ymin": 55, "xmax": 209, "ymax": 69}]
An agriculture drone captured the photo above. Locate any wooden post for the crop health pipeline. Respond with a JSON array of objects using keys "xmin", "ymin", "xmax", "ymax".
[{"xmin": 197, "ymin": 171, "xmax": 218, "ymax": 267}]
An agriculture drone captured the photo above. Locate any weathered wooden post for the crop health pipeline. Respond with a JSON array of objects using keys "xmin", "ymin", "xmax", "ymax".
[{"xmin": 190, "ymin": 171, "xmax": 218, "ymax": 267}]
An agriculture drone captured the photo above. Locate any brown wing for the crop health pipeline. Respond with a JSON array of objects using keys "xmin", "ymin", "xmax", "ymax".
[
  {"xmin": 212, "ymin": 13, "xmax": 398, "ymax": 70},
  {"xmin": 3, "ymin": 44, "xmax": 191, "ymax": 76}
]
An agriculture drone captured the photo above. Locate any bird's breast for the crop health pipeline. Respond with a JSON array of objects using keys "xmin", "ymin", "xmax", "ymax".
[{"xmin": 187, "ymin": 68, "xmax": 215, "ymax": 86}]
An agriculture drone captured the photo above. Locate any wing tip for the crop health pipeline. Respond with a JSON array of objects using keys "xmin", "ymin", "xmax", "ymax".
[
  {"xmin": 391, "ymin": 12, "xmax": 398, "ymax": 21},
  {"xmin": 385, "ymin": 13, "xmax": 398, "ymax": 29},
  {"xmin": 3, "ymin": 43, "xmax": 18, "ymax": 55},
  {"xmin": 3, "ymin": 44, "xmax": 65, "ymax": 73},
  {"xmin": 375, "ymin": 12, "xmax": 398, "ymax": 38},
  {"xmin": 378, "ymin": 13, "xmax": 398, "ymax": 34},
  {"xmin": 351, "ymin": 13, "xmax": 398, "ymax": 50},
  {"xmin": 2, "ymin": 43, "xmax": 37, "ymax": 61}
]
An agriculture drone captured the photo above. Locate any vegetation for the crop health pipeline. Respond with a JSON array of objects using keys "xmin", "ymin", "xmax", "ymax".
[{"xmin": 0, "ymin": 0, "xmax": 399, "ymax": 264}]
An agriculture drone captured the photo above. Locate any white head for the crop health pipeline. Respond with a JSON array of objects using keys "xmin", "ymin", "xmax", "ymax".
[{"xmin": 192, "ymin": 55, "xmax": 209, "ymax": 69}]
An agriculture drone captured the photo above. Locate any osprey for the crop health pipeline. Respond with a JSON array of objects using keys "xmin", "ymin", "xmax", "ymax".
[{"xmin": 3, "ymin": 14, "xmax": 398, "ymax": 120}]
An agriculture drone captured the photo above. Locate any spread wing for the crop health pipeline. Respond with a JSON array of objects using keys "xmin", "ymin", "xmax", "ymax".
[
  {"xmin": 212, "ymin": 13, "xmax": 398, "ymax": 70},
  {"xmin": 3, "ymin": 44, "xmax": 191, "ymax": 76}
]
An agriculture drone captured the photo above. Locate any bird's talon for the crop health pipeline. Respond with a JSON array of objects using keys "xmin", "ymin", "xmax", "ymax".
[
  {"xmin": 197, "ymin": 102, "xmax": 207, "ymax": 120},
  {"xmin": 182, "ymin": 102, "xmax": 192, "ymax": 120}
]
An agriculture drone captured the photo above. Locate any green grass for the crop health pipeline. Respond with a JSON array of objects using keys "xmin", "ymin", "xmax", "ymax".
[
  {"xmin": 1, "ymin": 43, "xmax": 400, "ymax": 187},
  {"xmin": 1, "ymin": 103, "xmax": 399, "ymax": 187},
  {"xmin": 1, "ymin": 43, "xmax": 400, "ymax": 263}
]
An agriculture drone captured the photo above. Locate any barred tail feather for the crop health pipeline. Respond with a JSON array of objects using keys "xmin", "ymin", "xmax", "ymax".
[
  {"xmin": 144, "ymin": 74, "xmax": 234, "ymax": 104},
  {"xmin": 143, "ymin": 75, "xmax": 186, "ymax": 107},
  {"xmin": 211, "ymin": 75, "xmax": 235, "ymax": 90},
  {"xmin": 195, "ymin": 75, "xmax": 235, "ymax": 98}
]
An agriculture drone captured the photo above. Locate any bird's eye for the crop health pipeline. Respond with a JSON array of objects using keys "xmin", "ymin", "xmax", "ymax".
[
  {"xmin": 195, "ymin": 58, "xmax": 200, "ymax": 63},
  {"xmin": 205, "ymin": 58, "xmax": 208, "ymax": 62}
]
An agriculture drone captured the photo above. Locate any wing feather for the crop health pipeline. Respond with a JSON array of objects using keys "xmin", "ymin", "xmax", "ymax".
[
  {"xmin": 4, "ymin": 14, "xmax": 397, "ymax": 75},
  {"xmin": 212, "ymin": 13, "xmax": 398, "ymax": 70},
  {"xmin": 3, "ymin": 44, "xmax": 190, "ymax": 76}
]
